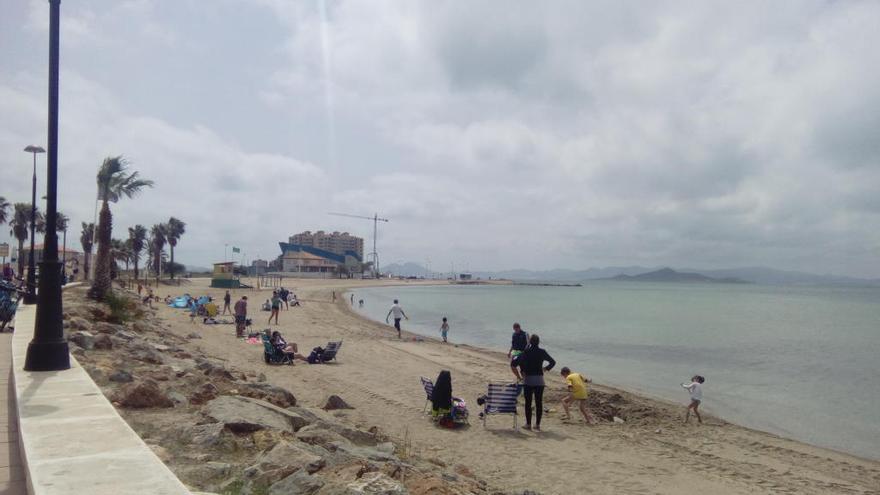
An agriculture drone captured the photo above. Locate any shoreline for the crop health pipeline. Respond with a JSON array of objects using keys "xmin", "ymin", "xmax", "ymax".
[{"xmin": 338, "ymin": 283, "xmax": 878, "ymax": 464}]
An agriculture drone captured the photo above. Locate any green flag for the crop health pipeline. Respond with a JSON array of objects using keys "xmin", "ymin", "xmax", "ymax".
[{"xmin": 232, "ymin": 247, "xmax": 241, "ymax": 254}]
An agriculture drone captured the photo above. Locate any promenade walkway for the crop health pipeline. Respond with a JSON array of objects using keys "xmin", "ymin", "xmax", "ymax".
[{"xmin": 1, "ymin": 332, "xmax": 26, "ymax": 495}]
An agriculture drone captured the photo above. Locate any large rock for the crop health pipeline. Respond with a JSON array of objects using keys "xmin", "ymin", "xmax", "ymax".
[
  {"xmin": 295, "ymin": 425, "xmax": 349, "ymax": 448},
  {"xmin": 186, "ymin": 422, "xmax": 225, "ymax": 447},
  {"xmin": 244, "ymin": 441, "xmax": 324, "ymax": 486},
  {"xmin": 323, "ymin": 394, "xmax": 353, "ymax": 411},
  {"xmin": 237, "ymin": 382, "xmax": 297, "ymax": 408},
  {"xmin": 108, "ymin": 370, "xmax": 134, "ymax": 383},
  {"xmin": 131, "ymin": 343, "xmax": 165, "ymax": 364},
  {"xmin": 69, "ymin": 331, "xmax": 95, "ymax": 350},
  {"xmin": 93, "ymin": 333, "xmax": 113, "ymax": 350},
  {"xmin": 112, "ymin": 379, "xmax": 174, "ymax": 408},
  {"xmin": 269, "ymin": 471, "xmax": 325, "ymax": 495},
  {"xmin": 346, "ymin": 472, "xmax": 406, "ymax": 494},
  {"xmin": 203, "ymin": 396, "xmax": 309, "ymax": 434},
  {"xmin": 93, "ymin": 321, "xmax": 125, "ymax": 334},
  {"xmin": 189, "ymin": 382, "xmax": 219, "ymax": 405},
  {"xmin": 67, "ymin": 316, "xmax": 91, "ymax": 331}
]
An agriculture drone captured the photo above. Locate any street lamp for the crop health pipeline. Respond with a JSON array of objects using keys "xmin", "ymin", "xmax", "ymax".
[
  {"xmin": 23, "ymin": 145, "xmax": 45, "ymax": 305},
  {"xmin": 25, "ymin": 0, "xmax": 69, "ymax": 372}
]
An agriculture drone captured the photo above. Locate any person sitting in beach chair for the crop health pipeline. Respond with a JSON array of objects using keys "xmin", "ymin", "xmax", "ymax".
[
  {"xmin": 261, "ymin": 331, "xmax": 293, "ymax": 365},
  {"xmin": 430, "ymin": 371, "xmax": 469, "ymax": 427},
  {"xmin": 270, "ymin": 331, "xmax": 307, "ymax": 362}
]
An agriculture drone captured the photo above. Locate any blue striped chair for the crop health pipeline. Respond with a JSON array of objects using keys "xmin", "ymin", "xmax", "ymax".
[
  {"xmin": 420, "ymin": 377, "xmax": 434, "ymax": 413},
  {"xmin": 481, "ymin": 383, "xmax": 522, "ymax": 428}
]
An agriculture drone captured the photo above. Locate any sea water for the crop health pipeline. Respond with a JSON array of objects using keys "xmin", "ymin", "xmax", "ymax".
[{"xmin": 349, "ymin": 282, "xmax": 880, "ymax": 460}]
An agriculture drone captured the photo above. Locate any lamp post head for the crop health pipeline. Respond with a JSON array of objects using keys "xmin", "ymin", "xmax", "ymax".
[{"xmin": 24, "ymin": 145, "xmax": 46, "ymax": 154}]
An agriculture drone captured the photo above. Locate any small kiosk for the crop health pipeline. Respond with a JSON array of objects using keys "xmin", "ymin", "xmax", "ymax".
[{"xmin": 210, "ymin": 262, "xmax": 240, "ymax": 288}]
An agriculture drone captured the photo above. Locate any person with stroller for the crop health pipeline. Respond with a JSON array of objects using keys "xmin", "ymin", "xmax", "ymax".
[{"xmin": 271, "ymin": 330, "xmax": 306, "ymax": 362}]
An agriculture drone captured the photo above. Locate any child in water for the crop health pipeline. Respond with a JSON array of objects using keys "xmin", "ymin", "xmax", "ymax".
[
  {"xmin": 440, "ymin": 317, "xmax": 449, "ymax": 343},
  {"xmin": 681, "ymin": 375, "xmax": 705, "ymax": 424}
]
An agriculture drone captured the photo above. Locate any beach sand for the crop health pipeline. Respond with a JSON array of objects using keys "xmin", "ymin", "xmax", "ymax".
[{"xmin": 143, "ymin": 277, "xmax": 879, "ymax": 494}]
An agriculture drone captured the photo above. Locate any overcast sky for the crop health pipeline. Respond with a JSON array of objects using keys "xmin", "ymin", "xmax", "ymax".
[{"xmin": 2, "ymin": 0, "xmax": 878, "ymax": 277}]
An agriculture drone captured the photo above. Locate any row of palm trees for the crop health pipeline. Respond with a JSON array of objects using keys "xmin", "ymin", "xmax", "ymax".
[
  {"xmin": 1, "ymin": 155, "xmax": 185, "ymax": 301},
  {"xmin": 0, "ymin": 197, "xmax": 71, "ymax": 277}
]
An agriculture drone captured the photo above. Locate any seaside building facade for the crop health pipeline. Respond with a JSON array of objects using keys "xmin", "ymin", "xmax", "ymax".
[
  {"xmin": 289, "ymin": 231, "xmax": 364, "ymax": 261},
  {"xmin": 277, "ymin": 239, "xmax": 363, "ymax": 278}
]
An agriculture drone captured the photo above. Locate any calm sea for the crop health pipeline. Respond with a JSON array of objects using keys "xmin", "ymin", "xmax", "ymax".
[{"xmin": 350, "ymin": 282, "xmax": 880, "ymax": 460}]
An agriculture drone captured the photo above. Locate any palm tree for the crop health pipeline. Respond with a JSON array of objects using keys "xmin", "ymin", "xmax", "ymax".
[
  {"xmin": 165, "ymin": 217, "xmax": 185, "ymax": 280},
  {"xmin": 0, "ymin": 197, "xmax": 10, "ymax": 226},
  {"xmin": 150, "ymin": 223, "xmax": 167, "ymax": 286},
  {"xmin": 88, "ymin": 156, "xmax": 153, "ymax": 300},
  {"xmin": 56, "ymin": 211, "xmax": 69, "ymax": 270},
  {"xmin": 109, "ymin": 238, "xmax": 131, "ymax": 280},
  {"xmin": 128, "ymin": 224, "xmax": 147, "ymax": 281},
  {"xmin": 9, "ymin": 203, "xmax": 44, "ymax": 276},
  {"xmin": 80, "ymin": 222, "xmax": 95, "ymax": 281}
]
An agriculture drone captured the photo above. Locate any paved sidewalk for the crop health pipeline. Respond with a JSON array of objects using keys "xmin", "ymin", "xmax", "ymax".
[{"xmin": 1, "ymin": 332, "xmax": 26, "ymax": 495}]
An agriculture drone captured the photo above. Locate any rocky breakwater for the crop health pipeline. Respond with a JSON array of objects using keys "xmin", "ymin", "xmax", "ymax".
[{"xmin": 62, "ymin": 287, "xmax": 497, "ymax": 495}]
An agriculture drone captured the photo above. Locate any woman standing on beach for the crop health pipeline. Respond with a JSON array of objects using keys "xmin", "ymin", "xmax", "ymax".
[
  {"xmin": 511, "ymin": 334, "xmax": 556, "ymax": 431},
  {"xmin": 269, "ymin": 290, "xmax": 281, "ymax": 325}
]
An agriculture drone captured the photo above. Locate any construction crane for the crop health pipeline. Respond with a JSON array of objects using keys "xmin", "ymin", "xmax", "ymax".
[{"xmin": 328, "ymin": 212, "xmax": 389, "ymax": 278}]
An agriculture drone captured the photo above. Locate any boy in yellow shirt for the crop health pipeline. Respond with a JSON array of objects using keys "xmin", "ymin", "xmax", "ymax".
[{"xmin": 560, "ymin": 367, "xmax": 595, "ymax": 425}]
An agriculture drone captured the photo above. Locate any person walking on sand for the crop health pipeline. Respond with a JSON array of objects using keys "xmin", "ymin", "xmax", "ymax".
[
  {"xmin": 440, "ymin": 317, "xmax": 450, "ymax": 343},
  {"xmin": 385, "ymin": 299, "xmax": 408, "ymax": 339},
  {"xmin": 269, "ymin": 290, "xmax": 282, "ymax": 325},
  {"xmin": 507, "ymin": 323, "xmax": 529, "ymax": 381},
  {"xmin": 234, "ymin": 295, "xmax": 248, "ymax": 337},
  {"xmin": 511, "ymin": 334, "xmax": 555, "ymax": 431},
  {"xmin": 560, "ymin": 367, "xmax": 595, "ymax": 424},
  {"xmin": 137, "ymin": 283, "xmax": 143, "ymax": 297},
  {"xmin": 682, "ymin": 375, "xmax": 705, "ymax": 424},
  {"xmin": 279, "ymin": 287, "xmax": 289, "ymax": 310},
  {"xmin": 350, "ymin": 293, "xmax": 354, "ymax": 306},
  {"xmin": 222, "ymin": 290, "xmax": 232, "ymax": 315}
]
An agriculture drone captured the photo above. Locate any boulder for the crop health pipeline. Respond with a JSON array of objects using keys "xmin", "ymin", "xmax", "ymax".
[
  {"xmin": 295, "ymin": 425, "xmax": 349, "ymax": 448},
  {"xmin": 131, "ymin": 345, "xmax": 164, "ymax": 364},
  {"xmin": 257, "ymin": 373, "xmax": 267, "ymax": 382},
  {"xmin": 203, "ymin": 396, "xmax": 308, "ymax": 434},
  {"xmin": 93, "ymin": 333, "xmax": 113, "ymax": 350},
  {"xmin": 269, "ymin": 471, "xmax": 325, "ymax": 495},
  {"xmin": 323, "ymin": 395, "xmax": 353, "ymax": 411},
  {"xmin": 93, "ymin": 321, "xmax": 125, "ymax": 334},
  {"xmin": 69, "ymin": 331, "xmax": 95, "ymax": 350},
  {"xmin": 67, "ymin": 316, "xmax": 91, "ymax": 331},
  {"xmin": 108, "ymin": 370, "xmax": 134, "ymax": 383},
  {"xmin": 111, "ymin": 380, "xmax": 174, "ymax": 408},
  {"xmin": 237, "ymin": 382, "xmax": 297, "ymax": 408},
  {"xmin": 189, "ymin": 382, "xmax": 219, "ymax": 405},
  {"xmin": 244, "ymin": 441, "xmax": 324, "ymax": 485},
  {"xmin": 346, "ymin": 472, "xmax": 406, "ymax": 494},
  {"xmin": 167, "ymin": 390, "xmax": 189, "ymax": 407},
  {"xmin": 186, "ymin": 332, "xmax": 202, "ymax": 339},
  {"xmin": 186, "ymin": 422, "xmax": 225, "ymax": 447}
]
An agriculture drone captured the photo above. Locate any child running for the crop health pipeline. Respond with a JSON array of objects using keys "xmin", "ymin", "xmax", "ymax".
[
  {"xmin": 440, "ymin": 317, "xmax": 450, "ymax": 343},
  {"xmin": 560, "ymin": 367, "xmax": 595, "ymax": 424},
  {"xmin": 682, "ymin": 375, "xmax": 705, "ymax": 424}
]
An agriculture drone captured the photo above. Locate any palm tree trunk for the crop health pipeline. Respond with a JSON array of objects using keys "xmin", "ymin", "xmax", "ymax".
[
  {"xmin": 83, "ymin": 252, "xmax": 90, "ymax": 281},
  {"xmin": 88, "ymin": 201, "xmax": 113, "ymax": 300},
  {"xmin": 170, "ymin": 245, "xmax": 175, "ymax": 280},
  {"xmin": 17, "ymin": 239, "xmax": 24, "ymax": 276}
]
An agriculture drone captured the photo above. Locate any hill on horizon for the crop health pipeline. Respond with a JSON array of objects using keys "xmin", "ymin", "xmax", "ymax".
[{"xmin": 382, "ymin": 263, "xmax": 880, "ymax": 287}]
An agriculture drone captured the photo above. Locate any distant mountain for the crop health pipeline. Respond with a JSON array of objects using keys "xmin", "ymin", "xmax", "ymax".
[
  {"xmin": 385, "ymin": 262, "xmax": 880, "ymax": 287},
  {"xmin": 606, "ymin": 268, "xmax": 747, "ymax": 284}
]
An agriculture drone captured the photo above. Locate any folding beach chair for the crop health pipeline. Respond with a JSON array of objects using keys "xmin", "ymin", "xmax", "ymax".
[
  {"xmin": 480, "ymin": 383, "xmax": 522, "ymax": 429},
  {"xmin": 320, "ymin": 340, "xmax": 342, "ymax": 362},
  {"xmin": 420, "ymin": 377, "xmax": 434, "ymax": 413},
  {"xmin": 261, "ymin": 333, "xmax": 293, "ymax": 365}
]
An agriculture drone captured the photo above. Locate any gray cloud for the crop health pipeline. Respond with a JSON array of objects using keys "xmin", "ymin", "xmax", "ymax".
[{"xmin": 1, "ymin": 0, "xmax": 878, "ymax": 277}]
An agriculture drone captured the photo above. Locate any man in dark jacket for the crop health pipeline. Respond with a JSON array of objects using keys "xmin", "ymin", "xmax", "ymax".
[{"xmin": 508, "ymin": 322, "xmax": 529, "ymax": 381}]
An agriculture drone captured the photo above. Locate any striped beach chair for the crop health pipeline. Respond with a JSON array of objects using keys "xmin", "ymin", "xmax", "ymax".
[
  {"xmin": 420, "ymin": 377, "xmax": 434, "ymax": 413},
  {"xmin": 481, "ymin": 383, "xmax": 522, "ymax": 429}
]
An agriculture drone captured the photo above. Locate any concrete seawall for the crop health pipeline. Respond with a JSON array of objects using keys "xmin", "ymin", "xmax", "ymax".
[{"xmin": 10, "ymin": 302, "xmax": 192, "ymax": 494}]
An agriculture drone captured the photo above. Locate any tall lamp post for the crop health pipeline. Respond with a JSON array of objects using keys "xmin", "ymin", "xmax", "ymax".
[
  {"xmin": 23, "ymin": 145, "xmax": 45, "ymax": 305},
  {"xmin": 25, "ymin": 0, "xmax": 69, "ymax": 372}
]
